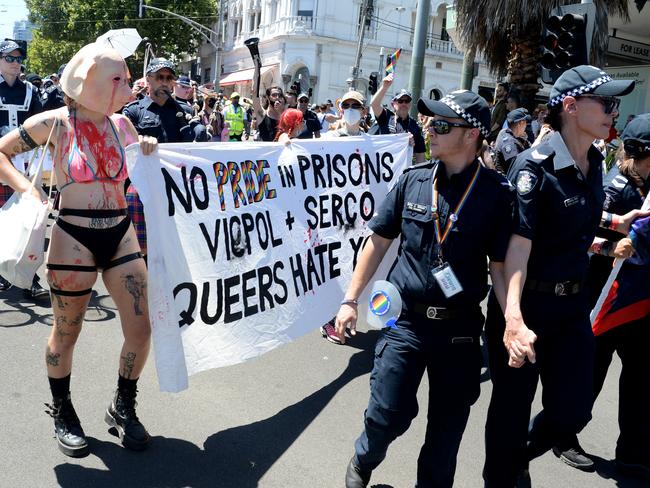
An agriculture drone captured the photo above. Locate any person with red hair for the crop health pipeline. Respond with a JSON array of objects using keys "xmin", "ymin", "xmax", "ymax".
[{"xmin": 274, "ymin": 108, "xmax": 305, "ymax": 143}]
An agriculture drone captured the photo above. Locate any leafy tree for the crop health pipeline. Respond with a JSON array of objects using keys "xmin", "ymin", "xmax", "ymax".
[
  {"xmin": 454, "ymin": 0, "xmax": 634, "ymax": 109},
  {"xmin": 25, "ymin": 0, "xmax": 216, "ymax": 78}
]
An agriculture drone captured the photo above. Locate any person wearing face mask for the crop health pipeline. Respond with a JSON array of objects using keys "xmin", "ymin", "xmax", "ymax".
[
  {"xmin": 483, "ymin": 66, "xmax": 637, "ymax": 487},
  {"xmin": 369, "ymin": 73, "xmax": 425, "ymax": 163},
  {"xmin": 316, "ymin": 90, "xmax": 369, "ymax": 344},
  {"xmin": 321, "ymin": 90, "xmax": 367, "ymax": 139},
  {"xmin": 198, "ymin": 92, "xmax": 224, "ymax": 142}
]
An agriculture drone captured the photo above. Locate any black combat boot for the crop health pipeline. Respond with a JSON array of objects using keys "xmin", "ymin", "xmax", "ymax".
[
  {"xmin": 45, "ymin": 394, "xmax": 89, "ymax": 457},
  {"xmin": 104, "ymin": 387, "xmax": 150, "ymax": 450}
]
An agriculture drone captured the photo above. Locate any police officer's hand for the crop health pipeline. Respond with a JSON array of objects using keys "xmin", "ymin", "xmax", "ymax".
[
  {"xmin": 138, "ymin": 135, "xmax": 158, "ymax": 155},
  {"xmin": 617, "ymin": 209, "xmax": 650, "ymax": 234},
  {"xmin": 611, "ymin": 237, "xmax": 635, "ymax": 259},
  {"xmin": 503, "ymin": 313, "xmax": 537, "ymax": 368},
  {"xmin": 335, "ymin": 304, "xmax": 358, "ymax": 344}
]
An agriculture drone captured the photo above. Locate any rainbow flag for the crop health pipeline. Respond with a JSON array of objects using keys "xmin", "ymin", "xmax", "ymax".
[{"xmin": 385, "ymin": 48, "xmax": 402, "ymax": 75}]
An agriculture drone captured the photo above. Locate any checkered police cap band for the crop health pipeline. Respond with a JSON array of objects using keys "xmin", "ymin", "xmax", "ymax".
[
  {"xmin": 440, "ymin": 96, "xmax": 490, "ymax": 138},
  {"xmin": 146, "ymin": 60, "xmax": 175, "ymax": 74},
  {"xmin": 548, "ymin": 75, "xmax": 612, "ymax": 107}
]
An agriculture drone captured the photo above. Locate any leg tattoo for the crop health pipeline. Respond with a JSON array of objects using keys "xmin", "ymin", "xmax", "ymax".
[
  {"xmin": 123, "ymin": 274, "xmax": 146, "ymax": 316},
  {"xmin": 46, "ymin": 346, "xmax": 61, "ymax": 367},
  {"xmin": 120, "ymin": 352, "xmax": 137, "ymax": 379}
]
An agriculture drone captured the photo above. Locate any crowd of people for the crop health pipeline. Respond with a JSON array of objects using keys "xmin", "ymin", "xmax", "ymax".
[{"xmin": 1, "ymin": 37, "xmax": 649, "ymax": 488}]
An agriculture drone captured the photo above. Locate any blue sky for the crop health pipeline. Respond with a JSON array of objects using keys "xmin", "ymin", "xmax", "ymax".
[{"xmin": 1, "ymin": 0, "xmax": 29, "ymax": 41}]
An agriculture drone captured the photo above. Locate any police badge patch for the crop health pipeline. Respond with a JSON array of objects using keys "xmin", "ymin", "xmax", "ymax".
[
  {"xmin": 516, "ymin": 170, "xmax": 537, "ymax": 195},
  {"xmin": 504, "ymin": 144, "xmax": 512, "ymax": 154}
]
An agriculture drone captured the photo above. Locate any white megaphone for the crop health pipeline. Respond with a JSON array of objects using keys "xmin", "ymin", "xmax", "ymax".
[{"xmin": 366, "ymin": 280, "xmax": 402, "ymax": 329}]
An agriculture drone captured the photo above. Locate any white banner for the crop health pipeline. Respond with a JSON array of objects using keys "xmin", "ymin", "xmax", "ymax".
[{"xmin": 126, "ymin": 134, "xmax": 410, "ymax": 392}]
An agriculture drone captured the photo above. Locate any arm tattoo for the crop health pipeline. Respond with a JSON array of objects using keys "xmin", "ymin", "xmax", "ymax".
[
  {"xmin": 7, "ymin": 138, "xmax": 33, "ymax": 159},
  {"xmin": 18, "ymin": 125, "xmax": 39, "ymax": 149}
]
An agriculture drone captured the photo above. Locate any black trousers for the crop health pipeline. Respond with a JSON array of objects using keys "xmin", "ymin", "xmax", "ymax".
[
  {"xmin": 594, "ymin": 315, "xmax": 650, "ymax": 462},
  {"xmin": 483, "ymin": 291, "xmax": 595, "ymax": 487},
  {"xmin": 354, "ymin": 312, "xmax": 483, "ymax": 488}
]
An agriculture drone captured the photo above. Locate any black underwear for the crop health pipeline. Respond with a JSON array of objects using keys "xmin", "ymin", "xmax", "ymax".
[{"xmin": 47, "ymin": 208, "xmax": 143, "ymax": 296}]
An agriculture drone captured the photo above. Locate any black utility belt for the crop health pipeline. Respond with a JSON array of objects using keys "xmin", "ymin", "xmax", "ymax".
[
  {"xmin": 412, "ymin": 303, "xmax": 480, "ymax": 321},
  {"xmin": 524, "ymin": 279, "xmax": 583, "ymax": 296}
]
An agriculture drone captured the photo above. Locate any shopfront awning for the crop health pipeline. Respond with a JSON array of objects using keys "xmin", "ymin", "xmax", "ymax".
[{"xmin": 219, "ymin": 65, "xmax": 276, "ymax": 86}]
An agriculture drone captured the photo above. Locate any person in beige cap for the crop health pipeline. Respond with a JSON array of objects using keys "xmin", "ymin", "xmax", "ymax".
[
  {"xmin": 321, "ymin": 90, "xmax": 368, "ymax": 139},
  {"xmin": 0, "ymin": 42, "xmax": 157, "ymax": 458}
]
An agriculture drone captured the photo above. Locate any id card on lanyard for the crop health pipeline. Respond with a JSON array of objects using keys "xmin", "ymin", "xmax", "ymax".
[{"xmin": 430, "ymin": 162, "xmax": 481, "ymax": 297}]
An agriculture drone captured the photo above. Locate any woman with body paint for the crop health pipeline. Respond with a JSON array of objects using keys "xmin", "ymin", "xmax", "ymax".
[{"xmin": 0, "ymin": 43, "xmax": 157, "ymax": 458}]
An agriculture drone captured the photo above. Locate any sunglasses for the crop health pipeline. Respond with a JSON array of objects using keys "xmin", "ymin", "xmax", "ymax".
[
  {"xmin": 152, "ymin": 74, "xmax": 176, "ymax": 82},
  {"xmin": 577, "ymin": 95, "xmax": 620, "ymax": 115},
  {"xmin": 395, "ymin": 98, "xmax": 412, "ymax": 104},
  {"xmin": 427, "ymin": 119, "xmax": 473, "ymax": 135},
  {"xmin": 341, "ymin": 102, "xmax": 363, "ymax": 110},
  {"xmin": 2, "ymin": 54, "xmax": 24, "ymax": 64},
  {"xmin": 298, "ymin": 99, "xmax": 309, "ymax": 103}
]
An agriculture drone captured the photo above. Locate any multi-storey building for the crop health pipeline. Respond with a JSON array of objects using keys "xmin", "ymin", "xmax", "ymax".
[{"xmin": 192, "ymin": 0, "xmax": 495, "ymax": 104}]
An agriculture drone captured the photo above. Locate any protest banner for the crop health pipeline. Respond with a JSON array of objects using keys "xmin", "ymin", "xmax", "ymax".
[{"xmin": 126, "ymin": 134, "xmax": 411, "ymax": 392}]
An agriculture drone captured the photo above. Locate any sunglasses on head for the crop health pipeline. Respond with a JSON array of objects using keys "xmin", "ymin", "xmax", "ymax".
[
  {"xmin": 341, "ymin": 102, "xmax": 363, "ymax": 110},
  {"xmin": 152, "ymin": 74, "xmax": 176, "ymax": 82},
  {"xmin": 2, "ymin": 54, "xmax": 23, "ymax": 64},
  {"xmin": 577, "ymin": 95, "xmax": 620, "ymax": 115},
  {"xmin": 427, "ymin": 119, "xmax": 473, "ymax": 135}
]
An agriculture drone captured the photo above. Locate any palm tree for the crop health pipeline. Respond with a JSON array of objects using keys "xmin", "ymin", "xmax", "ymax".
[{"xmin": 453, "ymin": 0, "xmax": 635, "ymax": 109}]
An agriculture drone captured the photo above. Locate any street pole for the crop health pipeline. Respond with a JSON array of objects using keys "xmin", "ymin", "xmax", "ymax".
[
  {"xmin": 378, "ymin": 47, "xmax": 385, "ymax": 81},
  {"xmin": 214, "ymin": 0, "xmax": 225, "ymax": 90},
  {"xmin": 408, "ymin": 0, "xmax": 431, "ymax": 117},
  {"xmin": 459, "ymin": 46, "xmax": 476, "ymax": 90},
  {"xmin": 351, "ymin": 0, "xmax": 370, "ymax": 90}
]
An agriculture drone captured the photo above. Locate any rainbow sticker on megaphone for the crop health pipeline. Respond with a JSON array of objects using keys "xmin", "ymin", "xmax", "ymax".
[{"xmin": 367, "ymin": 280, "xmax": 402, "ymax": 329}]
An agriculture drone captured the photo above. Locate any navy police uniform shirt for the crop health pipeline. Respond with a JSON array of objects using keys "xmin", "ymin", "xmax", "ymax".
[
  {"xmin": 123, "ymin": 95, "xmax": 193, "ymax": 143},
  {"xmin": 493, "ymin": 127, "xmax": 530, "ymax": 175},
  {"xmin": 369, "ymin": 159, "xmax": 514, "ymax": 311},
  {"xmin": 41, "ymin": 84, "xmax": 65, "ymax": 111},
  {"xmin": 507, "ymin": 131, "xmax": 605, "ymax": 283},
  {"xmin": 375, "ymin": 108, "xmax": 426, "ymax": 155},
  {"xmin": 603, "ymin": 165, "xmax": 648, "ymax": 217},
  {"xmin": 0, "ymin": 75, "xmax": 43, "ymax": 133},
  {"xmin": 297, "ymin": 109, "xmax": 321, "ymax": 139}
]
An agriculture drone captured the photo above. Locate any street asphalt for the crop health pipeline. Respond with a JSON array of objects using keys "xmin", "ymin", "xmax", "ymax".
[{"xmin": 0, "ymin": 222, "xmax": 646, "ymax": 488}]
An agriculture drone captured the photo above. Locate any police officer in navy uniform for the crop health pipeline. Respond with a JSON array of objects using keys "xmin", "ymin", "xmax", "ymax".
[
  {"xmin": 336, "ymin": 90, "xmax": 514, "ymax": 488},
  {"xmin": 482, "ymin": 66, "xmax": 636, "ymax": 487},
  {"xmin": 493, "ymin": 108, "xmax": 531, "ymax": 175},
  {"xmin": 553, "ymin": 113, "xmax": 650, "ymax": 478},
  {"xmin": 123, "ymin": 58, "xmax": 194, "ymax": 143},
  {"xmin": 0, "ymin": 39, "xmax": 47, "ymax": 298}
]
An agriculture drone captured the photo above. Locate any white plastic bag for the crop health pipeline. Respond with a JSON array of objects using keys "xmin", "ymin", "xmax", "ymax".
[
  {"xmin": 0, "ymin": 121, "xmax": 56, "ymax": 288},
  {"xmin": 0, "ymin": 190, "xmax": 49, "ymax": 288}
]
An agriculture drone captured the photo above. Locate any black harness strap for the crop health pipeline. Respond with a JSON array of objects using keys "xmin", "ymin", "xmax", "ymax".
[
  {"xmin": 103, "ymin": 252, "xmax": 144, "ymax": 271},
  {"xmin": 49, "ymin": 287, "xmax": 93, "ymax": 297},
  {"xmin": 46, "ymin": 263, "xmax": 97, "ymax": 272}
]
